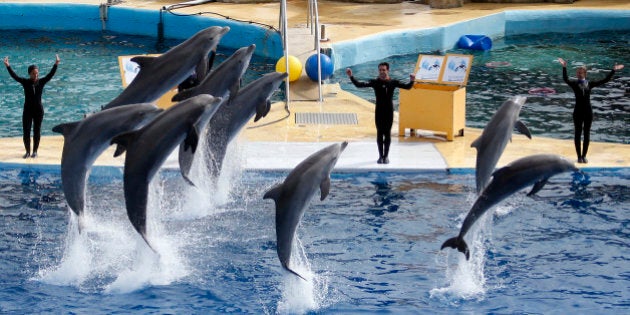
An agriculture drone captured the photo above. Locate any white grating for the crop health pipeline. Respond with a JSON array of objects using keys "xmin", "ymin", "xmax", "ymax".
[{"xmin": 295, "ymin": 112, "xmax": 358, "ymax": 125}]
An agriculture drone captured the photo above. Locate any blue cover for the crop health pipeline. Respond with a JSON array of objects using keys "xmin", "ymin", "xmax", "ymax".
[{"xmin": 457, "ymin": 35, "xmax": 492, "ymax": 50}]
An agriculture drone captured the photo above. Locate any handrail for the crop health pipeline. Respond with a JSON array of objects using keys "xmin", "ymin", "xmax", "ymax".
[{"xmin": 279, "ymin": 0, "xmax": 324, "ymax": 105}]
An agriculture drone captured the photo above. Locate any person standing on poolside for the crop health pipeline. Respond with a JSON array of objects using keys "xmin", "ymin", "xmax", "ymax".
[
  {"xmin": 557, "ymin": 58, "xmax": 624, "ymax": 164},
  {"xmin": 346, "ymin": 63, "xmax": 415, "ymax": 164},
  {"xmin": 4, "ymin": 54, "xmax": 60, "ymax": 158}
]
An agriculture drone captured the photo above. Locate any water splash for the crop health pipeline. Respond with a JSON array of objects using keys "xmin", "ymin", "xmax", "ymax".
[
  {"xmin": 276, "ymin": 235, "xmax": 336, "ymax": 314},
  {"xmin": 36, "ymin": 177, "xmax": 190, "ymax": 293}
]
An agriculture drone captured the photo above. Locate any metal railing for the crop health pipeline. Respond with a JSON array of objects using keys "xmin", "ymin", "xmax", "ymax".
[{"xmin": 279, "ymin": 0, "xmax": 324, "ymax": 108}]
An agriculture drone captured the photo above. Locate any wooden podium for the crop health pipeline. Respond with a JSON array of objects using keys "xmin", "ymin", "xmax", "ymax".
[{"xmin": 398, "ymin": 54, "xmax": 471, "ymax": 141}]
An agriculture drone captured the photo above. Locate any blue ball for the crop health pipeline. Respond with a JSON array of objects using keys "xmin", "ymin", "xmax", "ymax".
[{"xmin": 305, "ymin": 53, "xmax": 334, "ymax": 82}]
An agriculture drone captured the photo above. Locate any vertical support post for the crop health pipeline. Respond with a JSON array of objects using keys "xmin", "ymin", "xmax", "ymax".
[
  {"xmin": 313, "ymin": 0, "xmax": 323, "ymax": 102},
  {"xmin": 280, "ymin": 0, "xmax": 290, "ymax": 109}
]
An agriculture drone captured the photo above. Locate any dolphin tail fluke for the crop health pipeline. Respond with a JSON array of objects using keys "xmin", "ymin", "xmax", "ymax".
[
  {"xmin": 284, "ymin": 265, "xmax": 308, "ymax": 282},
  {"xmin": 440, "ymin": 236, "xmax": 470, "ymax": 260}
]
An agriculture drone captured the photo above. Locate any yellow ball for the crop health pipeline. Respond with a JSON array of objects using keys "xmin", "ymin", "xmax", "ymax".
[{"xmin": 275, "ymin": 55, "xmax": 302, "ymax": 82}]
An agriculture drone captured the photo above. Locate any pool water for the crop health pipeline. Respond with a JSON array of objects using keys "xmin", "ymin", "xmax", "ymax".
[
  {"xmin": 0, "ymin": 166, "xmax": 628, "ymax": 313},
  {"xmin": 0, "ymin": 30, "xmax": 278, "ymax": 138},
  {"xmin": 337, "ymin": 30, "xmax": 630, "ymax": 144}
]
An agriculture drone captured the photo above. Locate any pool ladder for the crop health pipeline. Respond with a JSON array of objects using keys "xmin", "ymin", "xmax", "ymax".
[{"xmin": 278, "ymin": 0, "xmax": 325, "ymax": 109}]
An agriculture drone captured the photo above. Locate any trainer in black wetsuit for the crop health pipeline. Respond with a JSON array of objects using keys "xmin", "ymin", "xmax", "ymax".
[
  {"xmin": 558, "ymin": 58, "xmax": 624, "ymax": 164},
  {"xmin": 346, "ymin": 62, "xmax": 415, "ymax": 164},
  {"xmin": 4, "ymin": 54, "xmax": 60, "ymax": 159}
]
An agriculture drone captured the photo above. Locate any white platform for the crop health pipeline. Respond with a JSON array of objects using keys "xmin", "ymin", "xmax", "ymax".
[
  {"xmin": 162, "ymin": 139, "xmax": 447, "ymax": 172},
  {"xmin": 241, "ymin": 140, "xmax": 447, "ymax": 172}
]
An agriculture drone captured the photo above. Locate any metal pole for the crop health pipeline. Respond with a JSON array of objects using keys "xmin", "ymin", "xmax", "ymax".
[
  {"xmin": 280, "ymin": 0, "xmax": 290, "ymax": 108},
  {"xmin": 313, "ymin": 0, "xmax": 323, "ymax": 102}
]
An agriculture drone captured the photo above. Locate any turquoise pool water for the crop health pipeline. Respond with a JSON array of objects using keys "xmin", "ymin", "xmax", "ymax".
[
  {"xmin": 338, "ymin": 30, "xmax": 630, "ymax": 144},
  {"xmin": 0, "ymin": 167, "xmax": 628, "ymax": 313},
  {"xmin": 0, "ymin": 29, "xmax": 277, "ymax": 138}
]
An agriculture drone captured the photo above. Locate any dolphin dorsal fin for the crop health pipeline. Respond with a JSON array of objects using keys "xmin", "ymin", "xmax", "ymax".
[
  {"xmin": 110, "ymin": 130, "xmax": 138, "ymax": 157},
  {"xmin": 527, "ymin": 178, "xmax": 548, "ymax": 196},
  {"xmin": 470, "ymin": 136, "xmax": 481, "ymax": 149},
  {"xmin": 51, "ymin": 121, "xmax": 81, "ymax": 137},
  {"xmin": 320, "ymin": 177, "xmax": 331, "ymax": 201},
  {"xmin": 263, "ymin": 183, "xmax": 283, "ymax": 201},
  {"xmin": 515, "ymin": 120, "xmax": 532, "ymax": 139},
  {"xmin": 183, "ymin": 125, "xmax": 200, "ymax": 153},
  {"xmin": 130, "ymin": 56, "xmax": 156, "ymax": 69}
]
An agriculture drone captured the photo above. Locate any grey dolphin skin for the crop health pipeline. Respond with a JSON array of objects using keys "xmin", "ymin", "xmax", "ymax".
[
  {"xmin": 472, "ymin": 96, "xmax": 532, "ymax": 194},
  {"xmin": 52, "ymin": 103, "xmax": 162, "ymax": 230},
  {"xmin": 169, "ymin": 44, "xmax": 256, "ymax": 183},
  {"xmin": 263, "ymin": 141, "xmax": 348, "ymax": 281},
  {"xmin": 171, "ymin": 44, "xmax": 256, "ymax": 103},
  {"xmin": 197, "ymin": 71, "xmax": 288, "ymax": 179},
  {"xmin": 441, "ymin": 154, "xmax": 578, "ymax": 260},
  {"xmin": 102, "ymin": 26, "xmax": 229, "ymax": 110},
  {"xmin": 110, "ymin": 94, "xmax": 224, "ymax": 250}
]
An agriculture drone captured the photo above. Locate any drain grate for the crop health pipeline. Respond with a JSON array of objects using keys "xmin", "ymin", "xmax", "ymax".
[{"xmin": 295, "ymin": 112, "xmax": 358, "ymax": 125}]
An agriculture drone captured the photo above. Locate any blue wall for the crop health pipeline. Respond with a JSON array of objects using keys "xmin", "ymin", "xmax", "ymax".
[
  {"xmin": 0, "ymin": 3, "xmax": 283, "ymax": 58},
  {"xmin": 331, "ymin": 9, "xmax": 630, "ymax": 69}
]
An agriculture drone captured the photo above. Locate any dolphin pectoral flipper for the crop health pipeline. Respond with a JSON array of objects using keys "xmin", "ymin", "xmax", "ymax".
[
  {"xmin": 183, "ymin": 126, "xmax": 200, "ymax": 153},
  {"xmin": 263, "ymin": 184, "xmax": 283, "ymax": 201},
  {"xmin": 440, "ymin": 236, "xmax": 471, "ymax": 260},
  {"xmin": 470, "ymin": 136, "xmax": 481, "ymax": 149},
  {"xmin": 52, "ymin": 121, "xmax": 81, "ymax": 137},
  {"xmin": 111, "ymin": 131, "xmax": 137, "ymax": 157},
  {"xmin": 515, "ymin": 120, "xmax": 532, "ymax": 139},
  {"xmin": 171, "ymin": 88, "xmax": 197, "ymax": 102},
  {"xmin": 527, "ymin": 178, "xmax": 548, "ymax": 196},
  {"xmin": 254, "ymin": 100, "xmax": 271, "ymax": 122},
  {"xmin": 320, "ymin": 177, "xmax": 331, "ymax": 201}
]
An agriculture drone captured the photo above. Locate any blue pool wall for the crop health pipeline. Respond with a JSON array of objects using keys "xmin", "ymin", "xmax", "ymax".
[
  {"xmin": 0, "ymin": 3, "xmax": 284, "ymax": 58},
  {"xmin": 331, "ymin": 9, "xmax": 630, "ymax": 70}
]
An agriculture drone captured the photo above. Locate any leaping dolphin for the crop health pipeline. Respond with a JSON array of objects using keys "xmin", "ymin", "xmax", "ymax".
[
  {"xmin": 441, "ymin": 154, "xmax": 578, "ymax": 260},
  {"xmin": 168, "ymin": 44, "xmax": 257, "ymax": 183},
  {"xmin": 102, "ymin": 26, "xmax": 229, "ymax": 110},
  {"xmin": 263, "ymin": 141, "xmax": 348, "ymax": 280},
  {"xmin": 110, "ymin": 94, "xmax": 224, "ymax": 250},
  {"xmin": 472, "ymin": 96, "xmax": 532, "ymax": 194},
  {"xmin": 184, "ymin": 71, "xmax": 288, "ymax": 180},
  {"xmin": 171, "ymin": 44, "xmax": 256, "ymax": 102},
  {"xmin": 52, "ymin": 103, "xmax": 162, "ymax": 230}
]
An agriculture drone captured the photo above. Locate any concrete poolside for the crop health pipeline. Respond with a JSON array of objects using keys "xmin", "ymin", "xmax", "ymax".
[{"xmin": 0, "ymin": 0, "xmax": 628, "ymax": 171}]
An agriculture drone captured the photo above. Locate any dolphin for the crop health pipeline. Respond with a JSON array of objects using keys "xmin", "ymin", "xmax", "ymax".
[
  {"xmin": 441, "ymin": 154, "xmax": 578, "ymax": 260},
  {"xmin": 168, "ymin": 44, "xmax": 257, "ymax": 183},
  {"xmin": 183, "ymin": 71, "xmax": 288, "ymax": 180},
  {"xmin": 102, "ymin": 26, "xmax": 230, "ymax": 110},
  {"xmin": 52, "ymin": 103, "xmax": 162, "ymax": 229},
  {"xmin": 263, "ymin": 141, "xmax": 348, "ymax": 280},
  {"xmin": 171, "ymin": 44, "xmax": 256, "ymax": 102},
  {"xmin": 110, "ymin": 94, "xmax": 224, "ymax": 249},
  {"xmin": 472, "ymin": 96, "xmax": 532, "ymax": 194}
]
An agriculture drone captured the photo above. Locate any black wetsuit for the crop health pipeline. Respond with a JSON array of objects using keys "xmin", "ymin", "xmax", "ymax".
[
  {"xmin": 6, "ymin": 64, "xmax": 58, "ymax": 155},
  {"xmin": 349, "ymin": 76, "xmax": 414, "ymax": 159},
  {"xmin": 562, "ymin": 67, "xmax": 615, "ymax": 161}
]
